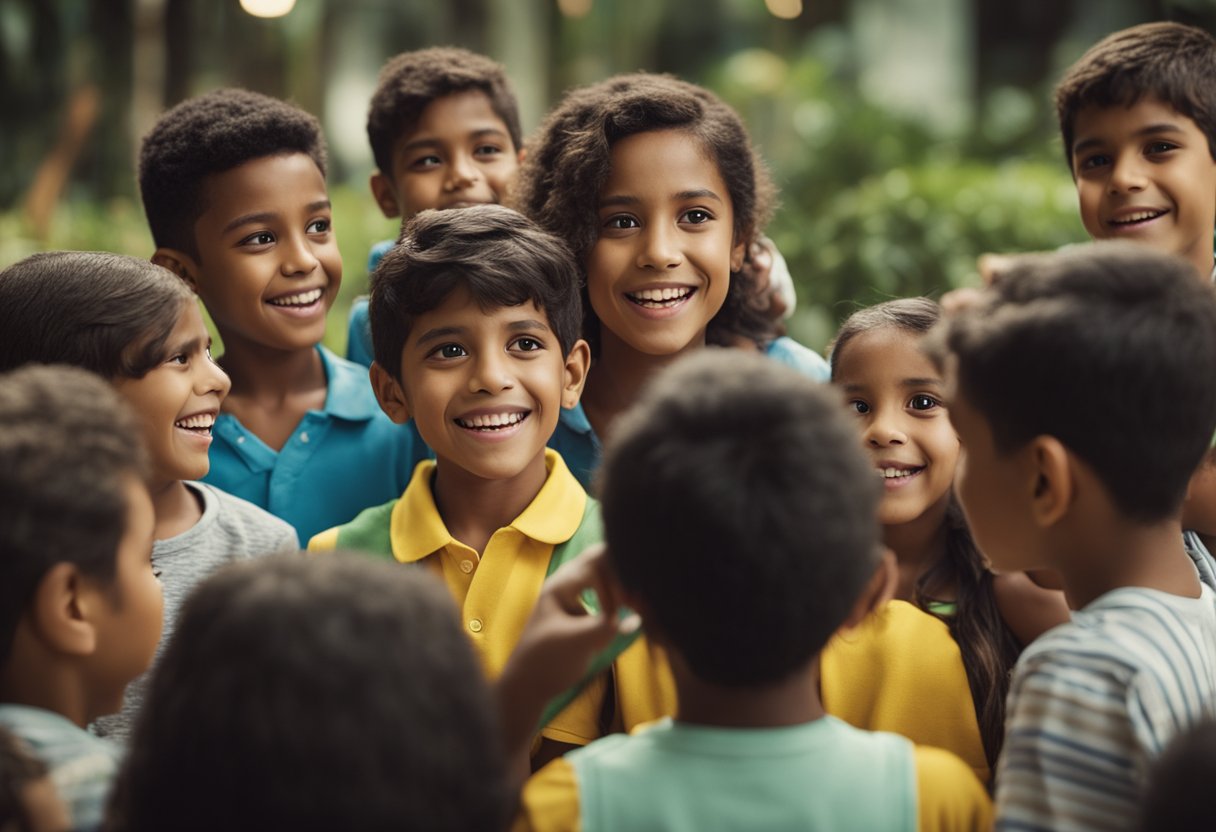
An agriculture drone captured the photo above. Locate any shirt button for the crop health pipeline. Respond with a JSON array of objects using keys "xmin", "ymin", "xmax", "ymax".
[
  {"xmin": 300, "ymin": 432, "xmax": 310, "ymax": 443},
  {"xmin": 469, "ymin": 619, "xmax": 483, "ymax": 633},
  {"xmin": 236, "ymin": 436, "xmax": 245, "ymax": 444},
  {"xmin": 459, "ymin": 560, "xmax": 474, "ymax": 574}
]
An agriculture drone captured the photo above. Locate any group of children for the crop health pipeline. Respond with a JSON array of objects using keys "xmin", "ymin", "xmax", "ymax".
[{"xmin": 2, "ymin": 17, "xmax": 1216, "ymax": 832}]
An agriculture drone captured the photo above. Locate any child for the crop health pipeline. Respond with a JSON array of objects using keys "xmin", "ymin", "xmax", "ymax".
[
  {"xmin": 1055, "ymin": 21, "xmax": 1216, "ymax": 282},
  {"xmin": 138, "ymin": 87, "xmax": 428, "ymax": 545},
  {"xmin": 106, "ymin": 554, "xmax": 508, "ymax": 832},
  {"xmin": 500, "ymin": 350, "xmax": 992, "ymax": 830},
  {"xmin": 0, "ymin": 252, "xmax": 298, "ymax": 743},
  {"xmin": 308, "ymin": 205, "xmax": 600, "ymax": 750},
  {"xmin": 0, "ymin": 726, "xmax": 71, "ymax": 832},
  {"xmin": 0, "ymin": 364, "xmax": 161, "ymax": 831},
  {"xmin": 933, "ymin": 242, "xmax": 1216, "ymax": 830},
  {"xmin": 514, "ymin": 72, "xmax": 830, "ymax": 488},
  {"xmin": 822, "ymin": 297, "xmax": 1068, "ymax": 783}
]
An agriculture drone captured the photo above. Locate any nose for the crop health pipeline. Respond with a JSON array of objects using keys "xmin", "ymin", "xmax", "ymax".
[
  {"xmin": 467, "ymin": 350, "xmax": 514, "ymax": 395},
  {"xmin": 1108, "ymin": 151, "xmax": 1147, "ymax": 194},
  {"xmin": 864, "ymin": 407, "xmax": 907, "ymax": 448},
  {"xmin": 445, "ymin": 153, "xmax": 480, "ymax": 192},
  {"xmin": 636, "ymin": 223, "xmax": 684, "ymax": 271},
  {"xmin": 199, "ymin": 353, "xmax": 232, "ymax": 400},
  {"xmin": 280, "ymin": 233, "xmax": 320, "ymax": 277}
]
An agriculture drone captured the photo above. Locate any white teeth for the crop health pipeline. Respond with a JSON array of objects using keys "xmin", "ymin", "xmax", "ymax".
[
  {"xmin": 1113, "ymin": 210, "xmax": 1165, "ymax": 224},
  {"xmin": 175, "ymin": 413, "xmax": 215, "ymax": 431},
  {"xmin": 879, "ymin": 467, "xmax": 917, "ymax": 479},
  {"xmin": 628, "ymin": 287, "xmax": 693, "ymax": 306},
  {"xmin": 456, "ymin": 411, "xmax": 527, "ymax": 429},
  {"xmin": 268, "ymin": 288, "xmax": 324, "ymax": 307}
]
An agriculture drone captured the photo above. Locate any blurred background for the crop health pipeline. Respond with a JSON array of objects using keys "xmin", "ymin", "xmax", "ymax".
[{"xmin": 2, "ymin": 0, "xmax": 1213, "ymax": 351}]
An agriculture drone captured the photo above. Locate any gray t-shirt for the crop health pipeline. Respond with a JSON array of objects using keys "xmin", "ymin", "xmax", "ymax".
[{"xmin": 91, "ymin": 482, "xmax": 298, "ymax": 742}]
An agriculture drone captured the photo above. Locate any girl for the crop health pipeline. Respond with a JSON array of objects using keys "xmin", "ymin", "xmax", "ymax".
[
  {"xmin": 515, "ymin": 72, "xmax": 828, "ymax": 487},
  {"xmin": 0, "ymin": 251, "xmax": 298, "ymax": 741},
  {"xmin": 824, "ymin": 297, "xmax": 1069, "ymax": 783}
]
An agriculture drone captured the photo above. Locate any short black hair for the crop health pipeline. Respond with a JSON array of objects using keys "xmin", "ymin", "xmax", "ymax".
[
  {"xmin": 0, "ymin": 364, "xmax": 147, "ymax": 670},
  {"xmin": 139, "ymin": 88, "xmax": 328, "ymax": 258},
  {"xmin": 935, "ymin": 241, "xmax": 1216, "ymax": 522},
  {"xmin": 367, "ymin": 46, "xmax": 522, "ymax": 179},
  {"xmin": 0, "ymin": 726, "xmax": 49, "ymax": 832},
  {"xmin": 369, "ymin": 204, "xmax": 583, "ymax": 380},
  {"xmin": 1055, "ymin": 22, "xmax": 1216, "ymax": 173},
  {"xmin": 0, "ymin": 251, "xmax": 195, "ymax": 379},
  {"xmin": 513, "ymin": 72, "xmax": 777, "ymax": 352},
  {"xmin": 1138, "ymin": 719, "xmax": 1216, "ymax": 832},
  {"xmin": 107, "ymin": 553, "xmax": 508, "ymax": 832},
  {"xmin": 599, "ymin": 349, "xmax": 881, "ymax": 687}
]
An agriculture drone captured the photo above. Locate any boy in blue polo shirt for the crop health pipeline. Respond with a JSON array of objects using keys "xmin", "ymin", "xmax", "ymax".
[{"xmin": 138, "ymin": 88, "xmax": 428, "ymax": 545}]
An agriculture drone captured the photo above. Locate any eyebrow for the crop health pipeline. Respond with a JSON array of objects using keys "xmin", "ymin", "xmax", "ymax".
[
  {"xmin": 839, "ymin": 378, "xmax": 941, "ymax": 394},
  {"xmin": 414, "ymin": 318, "xmax": 552, "ymax": 347},
  {"xmin": 399, "ymin": 128, "xmax": 510, "ymax": 154},
  {"xmin": 221, "ymin": 200, "xmax": 331, "ymax": 234},
  {"xmin": 599, "ymin": 188, "xmax": 725, "ymax": 209},
  {"xmin": 168, "ymin": 335, "xmax": 209, "ymax": 356},
  {"xmin": 1072, "ymin": 122, "xmax": 1186, "ymax": 156}
]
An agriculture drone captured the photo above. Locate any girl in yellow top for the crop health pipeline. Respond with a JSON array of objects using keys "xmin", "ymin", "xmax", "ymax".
[{"xmin": 824, "ymin": 298, "xmax": 1069, "ymax": 783}]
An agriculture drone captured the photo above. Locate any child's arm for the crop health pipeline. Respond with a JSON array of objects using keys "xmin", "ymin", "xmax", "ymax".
[
  {"xmin": 496, "ymin": 544, "xmax": 639, "ymax": 785},
  {"xmin": 992, "ymin": 571, "xmax": 1071, "ymax": 646}
]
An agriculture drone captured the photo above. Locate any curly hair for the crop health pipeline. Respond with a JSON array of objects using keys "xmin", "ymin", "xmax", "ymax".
[
  {"xmin": 1055, "ymin": 22, "xmax": 1216, "ymax": 172},
  {"xmin": 513, "ymin": 72, "xmax": 776, "ymax": 351},
  {"xmin": 139, "ymin": 88, "xmax": 327, "ymax": 258},
  {"xmin": 367, "ymin": 46, "xmax": 522, "ymax": 178}
]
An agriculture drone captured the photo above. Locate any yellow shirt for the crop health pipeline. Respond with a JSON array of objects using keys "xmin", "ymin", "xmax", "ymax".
[
  {"xmin": 309, "ymin": 449, "xmax": 605, "ymax": 745},
  {"xmin": 820, "ymin": 599, "xmax": 989, "ymax": 784}
]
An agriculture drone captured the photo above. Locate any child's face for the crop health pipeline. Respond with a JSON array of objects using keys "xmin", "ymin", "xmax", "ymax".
[
  {"xmin": 371, "ymin": 90, "xmax": 521, "ymax": 220},
  {"xmin": 1072, "ymin": 96, "xmax": 1216, "ymax": 275},
  {"xmin": 373, "ymin": 287, "xmax": 588, "ymax": 483},
  {"xmin": 86, "ymin": 475, "xmax": 162, "ymax": 718},
  {"xmin": 114, "ymin": 302, "xmax": 230, "ymax": 488},
  {"xmin": 186, "ymin": 152, "xmax": 342, "ymax": 354},
  {"xmin": 586, "ymin": 129, "xmax": 745, "ymax": 358},
  {"xmin": 833, "ymin": 327, "xmax": 959, "ymax": 527}
]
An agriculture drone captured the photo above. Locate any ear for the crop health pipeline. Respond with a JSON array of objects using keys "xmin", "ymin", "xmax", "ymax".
[
  {"xmin": 369, "ymin": 361, "xmax": 411, "ymax": 424},
  {"xmin": 152, "ymin": 249, "xmax": 201, "ymax": 292},
  {"xmin": 28, "ymin": 564, "xmax": 98, "ymax": 657},
  {"xmin": 369, "ymin": 171, "xmax": 402, "ymax": 220},
  {"xmin": 560, "ymin": 339, "xmax": 592, "ymax": 409},
  {"xmin": 839, "ymin": 547, "xmax": 897, "ymax": 631},
  {"xmin": 1026, "ymin": 435, "xmax": 1073, "ymax": 528},
  {"xmin": 730, "ymin": 238, "xmax": 746, "ymax": 273},
  {"xmin": 516, "ymin": 146, "xmax": 527, "ymax": 165}
]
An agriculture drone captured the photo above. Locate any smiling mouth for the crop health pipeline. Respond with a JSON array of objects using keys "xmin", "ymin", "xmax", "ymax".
[
  {"xmin": 626, "ymin": 287, "xmax": 694, "ymax": 308},
  {"xmin": 1109, "ymin": 209, "xmax": 1168, "ymax": 227},
  {"xmin": 267, "ymin": 288, "xmax": 324, "ymax": 307},
  {"xmin": 454, "ymin": 411, "xmax": 530, "ymax": 431},
  {"xmin": 175, "ymin": 413, "xmax": 216, "ymax": 436},
  {"xmin": 879, "ymin": 466, "xmax": 923, "ymax": 480}
]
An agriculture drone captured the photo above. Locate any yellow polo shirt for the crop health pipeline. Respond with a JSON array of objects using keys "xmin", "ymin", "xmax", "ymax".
[{"xmin": 309, "ymin": 449, "xmax": 605, "ymax": 745}]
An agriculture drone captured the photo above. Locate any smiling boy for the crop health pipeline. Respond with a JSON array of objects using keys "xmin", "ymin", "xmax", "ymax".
[
  {"xmin": 309, "ymin": 205, "xmax": 600, "ymax": 752},
  {"xmin": 1056, "ymin": 22, "xmax": 1216, "ymax": 281},
  {"xmin": 139, "ymin": 88, "xmax": 428, "ymax": 544}
]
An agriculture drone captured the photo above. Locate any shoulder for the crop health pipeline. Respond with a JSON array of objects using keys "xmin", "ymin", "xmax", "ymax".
[
  {"xmin": 307, "ymin": 497, "xmax": 399, "ymax": 555},
  {"xmin": 194, "ymin": 483, "xmax": 300, "ymax": 554},
  {"xmin": 764, "ymin": 335, "xmax": 830, "ymax": 382},
  {"xmin": 515, "ymin": 757, "xmax": 580, "ymax": 832},
  {"xmin": 913, "ymin": 746, "xmax": 993, "ymax": 832}
]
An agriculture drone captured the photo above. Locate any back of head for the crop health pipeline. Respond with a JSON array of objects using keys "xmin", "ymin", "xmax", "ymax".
[
  {"xmin": 0, "ymin": 251, "xmax": 194, "ymax": 379},
  {"xmin": 108, "ymin": 553, "xmax": 507, "ymax": 832},
  {"xmin": 367, "ymin": 46, "xmax": 522, "ymax": 177},
  {"xmin": 0, "ymin": 365, "xmax": 146, "ymax": 670},
  {"xmin": 369, "ymin": 204, "xmax": 583, "ymax": 379},
  {"xmin": 938, "ymin": 240, "xmax": 1216, "ymax": 522},
  {"xmin": 139, "ymin": 88, "xmax": 327, "ymax": 258},
  {"xmin": 599, "ymin": 349, "xmax": 882, "ymax": 687},
  {"xmin": 1055, "ymin": 22, "xmax": 1216, "ymax": 171},
  {"xmin": 1138, "ymin": 719, "xmax": 1216, "ymax": 832}
]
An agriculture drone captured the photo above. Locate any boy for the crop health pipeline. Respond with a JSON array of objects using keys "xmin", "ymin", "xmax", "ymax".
[
  {"xmin": 934, "ymin": 242, "xmax": 1216, "ymax": 830},
  {"xmin": 309, "ymin": 205, "xmax": 599, "ymax": 749},
  {"xmin": 348, "ymin": 46, "xmax": 525, "ymax": 367},
  {"xmin": 498, "ymin": 350, "xmax": 991, "ymax": 830},
  {"xmin": 0, "ymin": 365, "xmax": 162, "ymax": 832},
  {"xmin": 138, "ymin": 87, "xmax": 428, "ymax": 545},
  {"xmin": 1055, "ymin": 21, "xmax": 1216, "ymax": 282}
]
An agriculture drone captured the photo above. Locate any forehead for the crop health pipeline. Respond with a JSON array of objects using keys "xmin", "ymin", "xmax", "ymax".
[
  {"xmin": 402, "ymin": 89, "xmax": 515, "ymax": 146},
  {"xmin": 406, "ymin": 286, "xmax": 550, "ymax": 343},
  {"xmin": 196, "ymin": 152, "xmax": 327, "ymax": 226},
  {"xmin": 1073, "ymin": 95, "xmax": 1202, "ymax": 143},
  {"xmin": 834, "ymin": 327, "xmax": 937, "ymax": 385},
  {"xmin": 601, "ymin": 129, "xmax": 728, "ymax": 200}
]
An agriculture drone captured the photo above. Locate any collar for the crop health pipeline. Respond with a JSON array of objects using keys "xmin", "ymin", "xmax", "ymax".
[
  {"xmin": 388, "ymin": 448, "xmax": 587, "ymax": 563},
  {"xmin": 558, "ymin": 402, "xmax": 593, "ymax": 436},
  {"xmin": 317, "ymin": 346, "xmax": 380, "ymax": 421}
]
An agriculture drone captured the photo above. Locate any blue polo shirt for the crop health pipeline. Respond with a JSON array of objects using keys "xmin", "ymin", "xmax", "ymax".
[{"xmin": 203, "ymin": 345, "xmax": 430, "ymax": 545}]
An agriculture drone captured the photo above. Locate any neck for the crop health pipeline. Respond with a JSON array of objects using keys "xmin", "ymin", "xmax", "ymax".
[
  {"xmin": 671, "ymin": 649, "xmax": 824, "ymax": 728},
  {"xmin": 149, "ymin": 478, "xmax": 202, "ymax": 540},
  {"xmin": 883, "ymin": 498, "xmax": 950, "ymax": 602},
  {"xmin": 1061, "ymin": 516, "xmax": 1199, "ymax": 608},
  {"xmin": 217, "ymin": 334, "xmax": 325, "ymax": 402},
  {"xmin": 431, "ymin": 453, "xmax": 549, "ymax": 556},
  {"xmin": 583, "ymin": 330, "xmax": 703, "ymax": 439},
  {"xmin": 1, "ymin": 640, "xmax": 94, "ymax": 728}
]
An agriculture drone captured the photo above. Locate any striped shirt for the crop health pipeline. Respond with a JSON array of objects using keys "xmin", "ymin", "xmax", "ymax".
[{"xmin": 995, "ymin": 584, "xmax": 1216, "ymax": 831}]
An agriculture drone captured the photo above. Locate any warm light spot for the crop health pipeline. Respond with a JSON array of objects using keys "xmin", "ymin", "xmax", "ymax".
[
  {"xmin": 239, "ymin": 0, "xmax": 297, "ymax": 18},
  {"xmin": 558, "ymin": 0, "xmax": 592, "ymax": 18},
  {"xmin": 765, "ymin": 0, "xmax": 802, "ymax": 19}
]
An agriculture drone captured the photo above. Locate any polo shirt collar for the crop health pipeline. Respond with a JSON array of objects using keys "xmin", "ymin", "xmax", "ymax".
[
  {"xmin": 388, "ymin": 448, "xmax": 587, "ymax": 563},
  {"xmin": 317, "ymin": 346, "xmax": 379, "ymax": 422}
]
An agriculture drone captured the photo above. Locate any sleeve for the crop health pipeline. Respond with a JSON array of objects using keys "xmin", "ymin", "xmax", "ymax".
[
  {"xmin": 913, "ymin": 746, "xmax": 992, "ymax": 832},
  {"xmin": 307, "ymin": 526, "xmax": 341, "ymax": 552},
  {"xmin": 539, "ymin": 671, "xmax": 608, "ymax": 747},
  {"xmin": 994, "ymin": 653, "xmax": 1141, "ymax": 831},
  {"xmin": 275, "ymin": 524, "xmax": 301, "ymax": 555},
  {"xmin": 512, "ymin": 758, "xmax": 581, "ymax": 832}
]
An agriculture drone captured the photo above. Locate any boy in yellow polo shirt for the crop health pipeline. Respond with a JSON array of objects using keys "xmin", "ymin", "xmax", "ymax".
[{"xmin": 308, "ymin": 204, "xmax": 595, "ymax": 751}]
